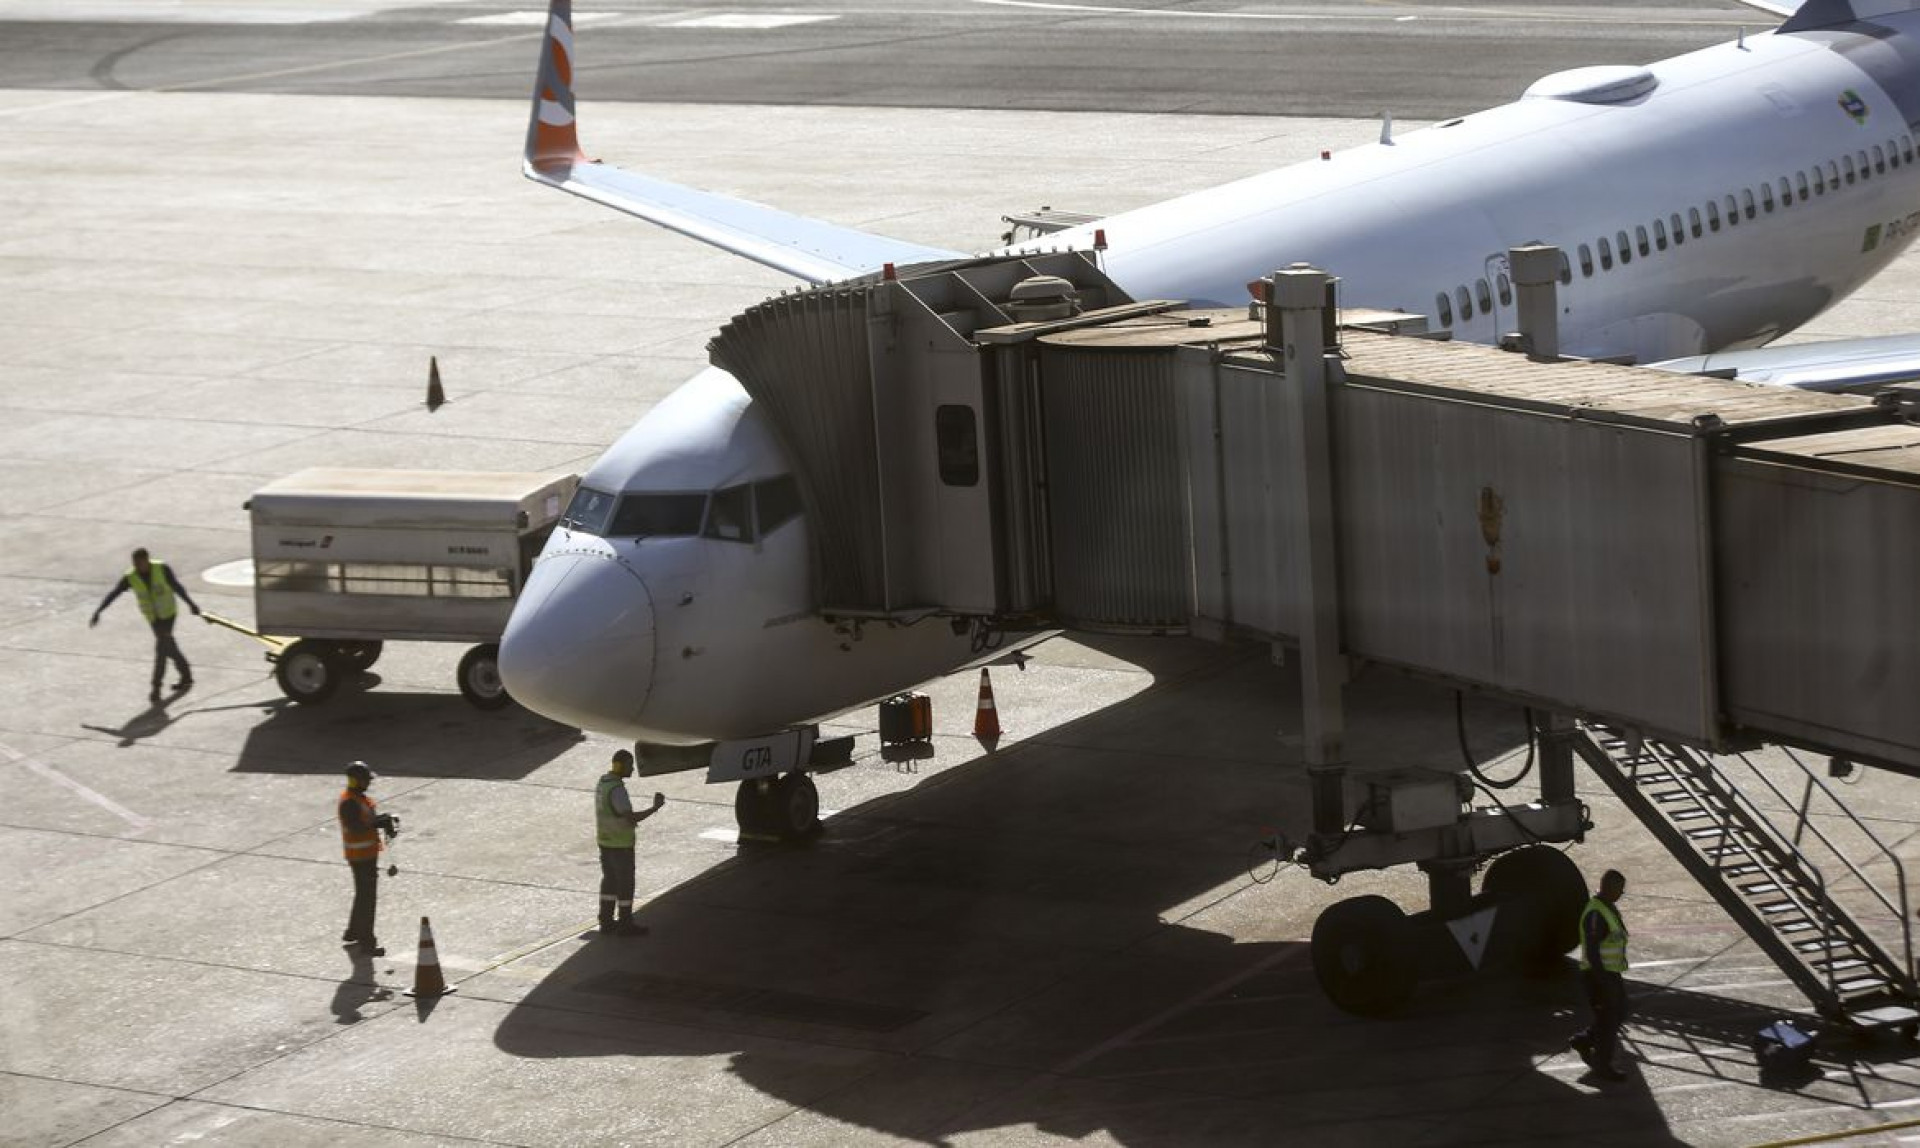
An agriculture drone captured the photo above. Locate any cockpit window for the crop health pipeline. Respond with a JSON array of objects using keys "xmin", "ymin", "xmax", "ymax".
[
  {"xmin": 704, "ymin": 485, "xmax": 752, "ymax": 542},
  {"xmin": 755, "ymin": 475, "xmax": 802, "ymax": 536},
  {"xmin": 562, "ymin": 486, "xmax": 617, "ymax": 535},
  {"xmin": 609, "ymin": 493, "xmax": 706, "ymax": 538}
]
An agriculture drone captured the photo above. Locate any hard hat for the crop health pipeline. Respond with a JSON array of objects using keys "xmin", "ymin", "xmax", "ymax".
[{"xmin": 345, "ymin": 761, "xmax": 375, "ymax": 784}]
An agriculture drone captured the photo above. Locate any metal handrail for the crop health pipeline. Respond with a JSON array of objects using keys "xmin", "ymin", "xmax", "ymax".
[
  {"xmin": 1635, "ymin": 741, "xmax": 1845, "ymax": 1003},
  {"xmin": 1734, "ymin": 747, "xmax": 1914, "ymax": 990}
]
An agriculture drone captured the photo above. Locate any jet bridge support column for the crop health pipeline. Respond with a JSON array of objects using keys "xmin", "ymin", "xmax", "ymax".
[
  {"xmin": 1508, "ymin": 244, "xmax": 1562, "ymax": 362},
  {"xmin": 1267, "ymin": 267, "xmax": 1348, "ymax": 836}
]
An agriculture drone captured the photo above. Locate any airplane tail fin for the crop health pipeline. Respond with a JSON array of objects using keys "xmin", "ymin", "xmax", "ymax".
[
  {"xmin": 521, "ymin": 0, "xmax": 965, "ymax": 283},
  {"xmin": 525, "ymin": 0, "xmax": 586, "ymax": 173}
]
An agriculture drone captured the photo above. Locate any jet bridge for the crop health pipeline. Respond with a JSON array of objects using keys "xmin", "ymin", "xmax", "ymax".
[{"xmin": 708, "ymin": 252, "xmax": 1920, "ymax": 1030}]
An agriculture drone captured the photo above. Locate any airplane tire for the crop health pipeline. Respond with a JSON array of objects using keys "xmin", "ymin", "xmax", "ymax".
[
  {"xmin": 734, "ymin": 779, "xmax": 773, "ymax": 838},
  {"xmin": 770, "ymin": 773, "xmax": 821, "ymax": 842},
  {"xmin": 337, "ymin": 640, "xmax": 383, "ymax": 673},
  {"xmin": 1311, "ymin": 895, "xmax": 1418, "ymax": 1016},
  {"xmin": 1482, "ymin": 845, "xmax": 1587, "ymax": 974},
  {"xmin": 275, "ymin": 640, "xmax": 339, "ymax": 705},
  {"xmin": 457, "ymin": 643, "xmax": 511, "ymax": 710}
]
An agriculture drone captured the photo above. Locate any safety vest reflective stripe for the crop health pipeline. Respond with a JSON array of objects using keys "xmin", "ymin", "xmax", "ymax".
[
  {"xmin": 339, "ymin": 790, "xmax": 381, "ymax": 861},
  {"xmin": 128, "ymin": 562, "xmax": 177, "ymax": 623},
  {"xmin": 596, "ymin": 775, "xmax": 634, "ymax": 848},
  {"xmin": 1580, "ymin": 897, "xmax": 1629, "ymax": 972}
]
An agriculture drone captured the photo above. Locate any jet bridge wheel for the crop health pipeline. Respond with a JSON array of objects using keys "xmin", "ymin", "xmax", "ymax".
[
  {"xmin": 1311, "ymin": 895, "xmax": 1419, "ymax": 1016},
  {"xmin": 274, "ymin": 639, "xmax": 340, "ymax": 705},
  {"xmin": 733, "ymin": 774, "xmax": 821, "ymax": 843},
  {"xmin": 1481, "ymin": 845, "xmax": 1588, "ymax": 974},
  {"xmin": 457, "ymin": 643, "xmax": 511, "ymax": 711}
]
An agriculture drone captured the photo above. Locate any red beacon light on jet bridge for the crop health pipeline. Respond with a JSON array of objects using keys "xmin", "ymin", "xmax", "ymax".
[
  {"xmin": 1247, "ymin": 278, "xmax": 1271, "ymax": 303},
  {"xmin": 1320, "ymin": 149, "xmax": 1332, "ymax": 160},
  {"xmin": 882, "ymin": 262, "xmax": 897, "ymax": 281},
  {"xmin": 1093, "ymin": 228, "xmax": 1108, "ymax": 252}
]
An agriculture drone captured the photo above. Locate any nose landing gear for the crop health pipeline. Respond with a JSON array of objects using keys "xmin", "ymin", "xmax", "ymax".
[{"xmin": 734, "ymin": 773, "xmax": 821, "ymax": 843}]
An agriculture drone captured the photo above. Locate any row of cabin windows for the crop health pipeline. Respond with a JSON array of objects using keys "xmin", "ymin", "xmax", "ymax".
[{"xmin": 1432, "ymin": 132, "xmax": 1916, "ymax": 328}]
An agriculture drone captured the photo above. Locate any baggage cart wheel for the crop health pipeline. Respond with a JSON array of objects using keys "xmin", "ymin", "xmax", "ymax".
[
  {"xmin": 457, "ymin": 643, "xmax": 511, "ymax": 710},
  {"xmin": 337, "ymin": 640, "xmax": 383, "ymax": 673},
  {"xmin": 275, "ymin": 639, "xmax": 339, "ymax": 705},
  {"xmin": 1311, "ymin": 895, "xmax": 1418, "ymax": 1016}
]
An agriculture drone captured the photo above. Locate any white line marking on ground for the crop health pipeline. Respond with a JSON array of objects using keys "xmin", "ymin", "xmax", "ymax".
[
  {"xmin": 0, "ymin": 740, "xmax": 151, "ymax": 831},
  {"xmin": 456, "ymin": 10, "xmax": 623, "ymax": 26},
  {"xmin": 664, "ymin": 13, "xmax": 840, "ymax": 28}
]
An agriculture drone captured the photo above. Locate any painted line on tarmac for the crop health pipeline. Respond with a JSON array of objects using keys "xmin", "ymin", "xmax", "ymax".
[
  {"xmin": 0, "ymin": 739, "xmax": 151, "ymax": 830},
  {"xmin": 968, "ymin": 0, "xmax": 1750, "ymax": 26}
]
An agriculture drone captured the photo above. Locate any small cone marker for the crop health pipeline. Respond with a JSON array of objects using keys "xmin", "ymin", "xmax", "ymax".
[
  {"xmin": 404, "ymin": 915, "xmax": 456, "ymax": 999},
  {"xmin": 425, "ymin": 356, "xmax": 446, "ymax": 412},
  {"xmin": 973, "ymin": 667, "xmax": 1001, "ymax": 740}
]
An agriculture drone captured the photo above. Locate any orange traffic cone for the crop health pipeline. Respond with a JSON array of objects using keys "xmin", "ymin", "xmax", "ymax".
[
  {"xmin": 425, "ymin": 356, "xmax": 446, "ymax": 412},
  {"xmin": 404, "ymin": 915, "xmax": 457, "ymax": 998},
  {"xmin": 973, "ymin": 667, "xmax": 1002, "ymax": 740}
]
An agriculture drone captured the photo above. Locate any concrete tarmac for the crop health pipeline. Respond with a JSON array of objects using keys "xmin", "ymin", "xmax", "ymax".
[{"xmin": 5, "ymin": 20, "xmax": 1920, "ymax": 1148}]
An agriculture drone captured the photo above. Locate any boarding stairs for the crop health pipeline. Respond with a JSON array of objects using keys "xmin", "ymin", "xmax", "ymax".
[{"xmin": 1573, "ymin": 728, "xmax": 1920, "ymax": 1038}]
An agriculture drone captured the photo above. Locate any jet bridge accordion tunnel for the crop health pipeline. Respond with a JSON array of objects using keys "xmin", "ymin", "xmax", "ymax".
[{"xmin": 709, "ymin": 252, "xmax": 1920, "ymax": 779}]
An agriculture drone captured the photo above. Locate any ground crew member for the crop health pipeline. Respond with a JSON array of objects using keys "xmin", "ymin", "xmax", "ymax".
[
  {"xmin": 596, "ymin": 750, "xmax": 664, "ymax": 936},
  {"xmin": 1570, "ymin": 868, "xmax": 1631, "ymax": 1082},
  {"xmin": 90, "ymin": 547, "xmax": 201, "ymax": 705},
  {"xmin": 339, "ymin": 761, "xmax": 397, "ymax": 956}
]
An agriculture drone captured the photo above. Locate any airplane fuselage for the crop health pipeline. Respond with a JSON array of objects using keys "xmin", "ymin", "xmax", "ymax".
[{"xmin": 502, "ymin": 13, "xmax": 1920, "ymax": 747}]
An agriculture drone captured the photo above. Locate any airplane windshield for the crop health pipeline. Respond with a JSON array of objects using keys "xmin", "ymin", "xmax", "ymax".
[
  {"xmin": 562, "ymin": 486, "xmax": 616, "ymax": 534},
  {"xmin": 609, "ymin": 492, "xmax": 707, "ymax": 538}
]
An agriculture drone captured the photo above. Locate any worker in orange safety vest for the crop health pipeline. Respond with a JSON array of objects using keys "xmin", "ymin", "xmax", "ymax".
[{"xmin": 339, "ymin": 761, "xmax": 397, "ymax": 956}]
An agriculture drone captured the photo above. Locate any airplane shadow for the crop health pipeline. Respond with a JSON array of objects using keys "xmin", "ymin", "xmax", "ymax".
[{"xmin": 488, "ymin": 635, "xmax": 1708, "ymax": 1144}]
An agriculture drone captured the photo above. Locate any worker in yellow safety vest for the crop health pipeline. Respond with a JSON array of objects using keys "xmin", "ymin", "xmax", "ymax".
[
  {"xmin": 596, "ymin": 750, "xmax": 664, "ymax": 936},
  {"xmin": 1569, "ymin": 868, "xmax": 1632, "ymax": 1082},
  {"xmin": 90, "ymin": 547, "xmax": 201, "ymax": 706},
  {"xmin": 339, "ymin": 761, "xmax": 397, "ymax": 956}
]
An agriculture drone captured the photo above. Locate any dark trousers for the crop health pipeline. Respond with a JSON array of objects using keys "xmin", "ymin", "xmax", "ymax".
[
  {"xmin": 347, "ymin": 858, "xmax": 380, "ymax": 943},
  {"xmin": 1577, "ymin": 970, "xmax": 1629, "ymax": 1066},
  {"xmin": 599, "ymin": 846, "xmax": 635, "ymax": 924},
  {"xmin": 150, "ymin": 616, "xmax": 190, "ymax": 688}
]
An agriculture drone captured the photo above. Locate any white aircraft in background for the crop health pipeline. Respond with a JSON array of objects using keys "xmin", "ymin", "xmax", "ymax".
[{"xmin": 501, "ymin": 0, "xmax": 1920, "ymax": 836}]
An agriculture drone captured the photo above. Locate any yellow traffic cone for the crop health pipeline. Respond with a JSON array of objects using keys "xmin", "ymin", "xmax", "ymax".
[{"xmin": 404, "ymin": 915, "xmax": 457, "ymax": 998}]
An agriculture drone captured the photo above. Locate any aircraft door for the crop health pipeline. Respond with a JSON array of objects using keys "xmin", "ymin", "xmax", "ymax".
[{"xmin": 1482, "ymin": 253, "xmax": 1512, "ymax": 338}]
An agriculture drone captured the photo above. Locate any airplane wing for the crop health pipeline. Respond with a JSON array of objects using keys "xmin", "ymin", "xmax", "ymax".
[
  {"xmin": 1728, "ymin": 0, "xmax": 1798, "ymax": 16},
  {"xmin": 1650, "ymin": 333, "xmax": 1920, "ymax": 391},
  {"xmin": 523, "ymin": 0, "xmax": 966, "ymax": 284}
]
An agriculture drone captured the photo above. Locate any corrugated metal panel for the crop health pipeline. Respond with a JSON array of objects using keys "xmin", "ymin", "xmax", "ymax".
[
  {"xmin": 1039, "ymin": 344, "xmax": 1191, "ymax": 628},
  {"xmin": 1716, "ymin": 454, "xmax": 1920, "ymax": 766}
]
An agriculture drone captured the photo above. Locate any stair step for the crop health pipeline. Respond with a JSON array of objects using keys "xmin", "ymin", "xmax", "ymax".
[
  {"xmin": 1739, "ymin": 882, "xmax": 1782, "ymax": 895},
  {"xmin": 1795, "ymin": 937, "xmax": 1857, "ymax": 954},
  {"xmin": 1671, "ymin": 809, "xmax": 1715, "ymax": 822},
  {"xmin": 1837, "ymin": 976, "xmax": 1890, "ymax": 995},
  {"xmin": 1815, "ymin": 957, "xmax": 1869, "ymax": 972},
  {"xmin": 1649, "ymin": 790, "xmax": 1691, "ymax": 803},
  {"xmin": 1757, "ymin": 900, "xmax": 1802, "ymax": 915},
  {"xmin": 1846, "ymin": 1005, "xmax": 1920, "ymax": 1030},
  {"xmin": 1776, "ymin": 920, "xmax": 1817, "ymax": 934},
  {"xmin": 1690, "ymin": 827, "xmax": 1733, "ymax": 840},
  {"xmin": 1718, "ymin": 864, "xmax": 1762, "ymax": 878}
]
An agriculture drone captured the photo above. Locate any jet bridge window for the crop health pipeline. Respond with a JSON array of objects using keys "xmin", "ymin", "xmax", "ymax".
[
  {"xmin": 1578, "ymin": 244, "xmax": 1594, "ymax": 277},
  {"xmin": 754, "ymin": 475, "xmax": 801, "ymax": 536},
  {"xmin": 563, "ymin": 487, "xmax": 617, "ymax": 535},
  {"xmin": 609, "ymin": 493, "xmax": 706, "ymax": 538},
  {"xmin": 1434, "ymin": 292, "xmax": 1453, "ymax": 326},
  {"xmin": 704, "ymin": 484, "xmax": 752, "ymax": 542},
  {"xmin": 936, "ymin": 404, "xmax": 980, "ymax": 487}
]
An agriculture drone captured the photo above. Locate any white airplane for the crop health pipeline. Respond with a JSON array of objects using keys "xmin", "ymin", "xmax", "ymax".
[{"xmin": 500, "ymin": 0, "xmax": 1920, "ymax": 835}]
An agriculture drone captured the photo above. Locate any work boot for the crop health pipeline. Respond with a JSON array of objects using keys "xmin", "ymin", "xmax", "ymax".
[
  {"xmin": 614, "ymin": 919, "xmax": 648, "ymax": 937},
  {"xmin": 1569, "ymin": 1035, "xmax": 1596, "ymax": 1067}
]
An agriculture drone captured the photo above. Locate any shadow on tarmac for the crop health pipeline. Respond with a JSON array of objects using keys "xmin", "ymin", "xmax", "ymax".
[
  {"xmin": 227, "ymin": 673, "xmax": 583, "ymax": 779},
  {"xmin": 487, "ymin": 636, "xmax": 1702, "ymax": 1144}
]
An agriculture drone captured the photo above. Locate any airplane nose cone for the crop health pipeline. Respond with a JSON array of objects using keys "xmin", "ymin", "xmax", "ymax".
[{"xmin": 501, "ymin": 546, "xmax": 656, "ymax": 734}]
